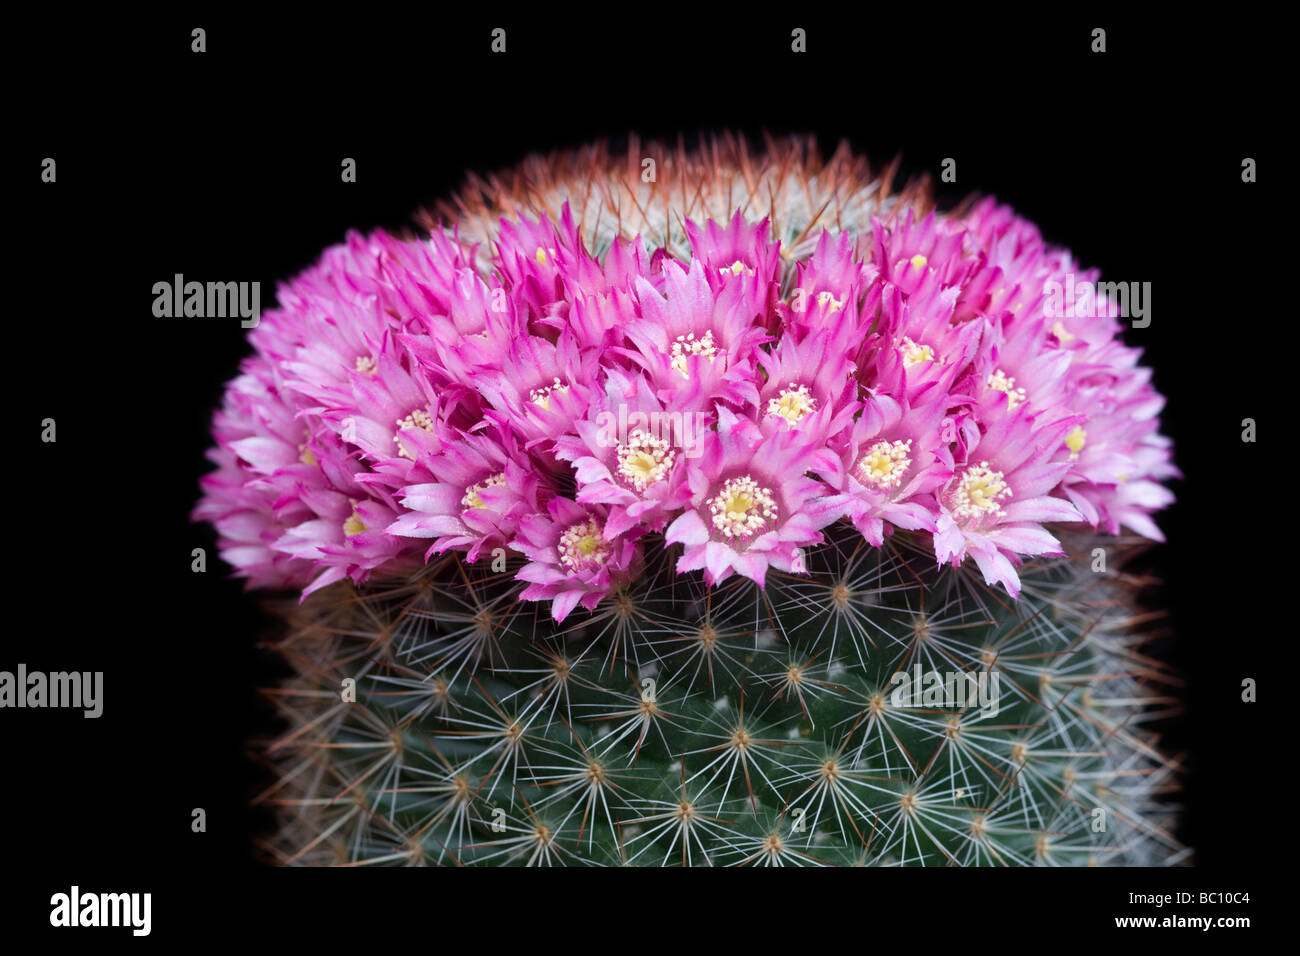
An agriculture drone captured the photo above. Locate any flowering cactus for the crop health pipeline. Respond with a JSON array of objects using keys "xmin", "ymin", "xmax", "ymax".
[{"xmin": 197, "ymin": 135, "xmax": 1181, "ymax": 865}]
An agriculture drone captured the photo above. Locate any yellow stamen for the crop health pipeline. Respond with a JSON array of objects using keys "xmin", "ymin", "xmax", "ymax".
[
  {"xmin": 461, "ymin": 473, "xmax": 506, "ymax": 510},
  {"xmin": 708, "ymin": 475, "xmax": 778, "ymax": 541},
  {"xmin": 951, "ymin": 462, "xmax": 1012, "ymax": 522},
  {"xmin": 393, "ymin": 408, "xmax": 435, "ymax": 460},
  {"xmin": 529, "ymin": 377, "xmax": 569, "ymax": 411},
  {"xmin": 900, "ymin": 337, "xmax": 934, "ymax": 368},
  {"xmin": 343, "ymin": 503, "xmax": 367, "ymax": 537},
  {"xmin": 816, "ymin": 290, "xmax": 844, "ymax": 312},
  {"xmin": 856, "ymin": 439, "xmax": 912, "ymax": 491},
  {"xmin": 1065, "ymin": 426, "xmax": 1087, "ymax": 459},
  {"xmin": 987, "ymin": 369, "xmax": 1027, "ymax": 410},
  {"xmin": 558, "ymin": 517, "xmax": 610, "ymax": 573},
  {"xmin": 670, "ymin": 330, "xmax": 719, "ymax": 377},
  {"xmin": 766, "ymin": 383, "xmax": 817, "ymax": 426},
  {"xmin": 616, "ymin": 430, "xmax": 675, "ymax": 492}
]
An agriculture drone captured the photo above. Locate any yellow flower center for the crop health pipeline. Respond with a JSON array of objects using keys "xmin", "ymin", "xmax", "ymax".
[
  {"xmin": 558, "ymin": 518, "xmax": 610, "ymax": 573},
  {"xmin": 909, "ymin": 254, "xmax": 928, "ymax": 270},
  {"xmin": 951, "ymin": 462, "xmax": 1012, "ymax": 521},
  {"xmin": 709, "ymin": 476, "xmax": 778, "ymax": 541},
  {"xmin": 816, "ymin": 290, "xmax": 844, "ymax": 312},
  {"xmin": 393, "ymin": 408, "xmax": 435, "ymax": 460},
  {"xmin": 987, "ymin": 369, "xmax": 1027, "ymax": 410},
  {"xmin": 616, "ymin": 430, "xmax": 675, "ymax": 492},
  {"xmin": 766, "ymin": 383, "xmax": 817, "ymax": 426},
  {"xmin": 1050, "ymin": 321, "xmax": 1075, "ymax": 344},
  {"xmin": 343, "ymin": 503, "xmax": 367, "ymax": 537},
  {"xmin": 299, "ymin": 427, "xmax": 316, "ymax": 466},
  {"xmin": 900, "ymin": 337, "xmax": 935, "ymax": 368},
  {"xmin": 856, "ymin": 439, "xmax": 912, "ymax": 491},
  {"xmin": 719, "ymin": 260, "xmax": 754, "ymax": 277},
  {"xmin": 461, "ymin": 473, "xmax": 506, "ymax": 510},
  {"xmin": 529, "ymin": 377, "xmax": 569, "ymax": 411},
  {"xmin": 1064, "ymin": 425, "xmax": 1087, "ymax": 460},
  {"xmin": 670, "ymin": 330, "xmax": 719, "ymax": 377}
]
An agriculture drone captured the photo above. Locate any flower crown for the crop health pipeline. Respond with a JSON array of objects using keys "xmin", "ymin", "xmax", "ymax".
[{"xmin": 197, "ymin": 177, "xmax": 1174, "ymax": 621}]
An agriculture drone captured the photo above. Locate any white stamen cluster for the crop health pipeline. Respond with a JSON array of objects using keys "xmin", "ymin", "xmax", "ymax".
[
  {"xmin": 616, "ymin": 430, "xmax": 675, "ymax": 492},
  {"xmin": 529, "ymin": 377, "xmax": 569, "ymax": 411},
  {"xmin": 950, "ymin": 462, "xmax": 1012, "ymax": 521},
  {"xmin": 900, "ymin": 337, "xmax": 935, "ymax": 368},
  {"xmin": 558, "ymin": 517, "xmax": 610, "ymax": 573},
  {"xmin": 355, "ymin": 355, "xmax": 378, "ymax": 375},
  {"xmin": 670, "ymin": 330, "xmax": 719, "ymax": 376},
  {"xmin": 461, "ymin": 472, "xmax": 506, "ymax": 510},
  {"xmin": 393, "ymin": 408, "xmax": 435, "ymax": 460},
  {"xmin": 816, "ymin": 290, "xmax": 844, "ymax": 312},
  {"xmin": 856, "ymin": 439, "xmax": 912, "ymax": 491},
  {"xmin": 766, "ymin": 383, "xmax": 817, "ymax": 426},
  {"xmin": 987, "ymin": 369, "xmax": 1027, "ymax": 410},
  {"xmin": 709, "ymin": 476, "xmax": 778, "ymax": 541}
]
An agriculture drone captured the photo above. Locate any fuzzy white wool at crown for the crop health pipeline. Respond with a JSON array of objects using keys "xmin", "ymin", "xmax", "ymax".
[{"xmin": 429, "ymin": 136, "xmax": 923, "ymax": 275}]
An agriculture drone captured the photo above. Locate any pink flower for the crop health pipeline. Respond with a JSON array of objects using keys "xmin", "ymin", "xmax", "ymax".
[
  {"xmin": 622, "ymin": 257, "xmax": 769, "ymax": 414},
  {"xmin": 684, "ymin": 210, "xmax": 783, "ymax": 326},
  {"xmin": 387, "ymin": 425, "xmax": 544, "ymax": 562},
  {"xmin": 195, "ymin": 360, "xmax": 333, "ymax": 590},
  {"xmin": 866, "ymin": 282, "xmax": 983, "ymax": 406},
  {"xmin": 273, "ymin": 489, "xmax": 416, "ymax": 598},
  {"xmin": 195, "ymin": 443, "xmax": 316, "ymax": 591},
  {"xmin": 781, "ymin": 229, "xmax": 870, "ymax": 340},
  {"xmin": 822, "ymin": 388, "xmax": 954, "ymax": 546},
  {"xmin": 474, "ymin": 327, "xmax": 600, "ymax": 459},
  {"xmin": 554, "ymin": 367, "xmax": 699, "ymax": 538},
  {"xmin": 755, "ymin": 327, "xmax": 860, "ymax": 445},
  {"xmin": 870, "ymin": 209, "xmax": 971, "ymax": 299},
  {"xmin": 665, "ymin": 408, "xmax": 839, "ymax": 587},
  {"xmin": 932, "ymin": 403, "xmax": 1084, "ymax": 597},
  {"xmin": 315, "ymin": 333, "xmax": 446, "ymax": 488},
  {"xmin": 513, "ymin": 499, "xmax": 644, "ymax": 622},
  {"xmin": 1053, "ymin": 377, "xmax": 1177, "ymax": 536}
]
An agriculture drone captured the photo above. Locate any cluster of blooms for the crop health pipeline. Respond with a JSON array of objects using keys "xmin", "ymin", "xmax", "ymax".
[{"xmin": 196, "ymin": 199, "xmax": 1175, "ymax": 619}]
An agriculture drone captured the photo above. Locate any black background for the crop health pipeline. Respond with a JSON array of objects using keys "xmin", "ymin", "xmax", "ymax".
[{"xmin": 9, "ymin": 9, "xmax": 1278, "ymax": 940}]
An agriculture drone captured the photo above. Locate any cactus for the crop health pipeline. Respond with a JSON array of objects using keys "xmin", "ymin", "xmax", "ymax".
[{"xmin": 200, "ymin": 135, "xmax": 1181, "ymax": 865}]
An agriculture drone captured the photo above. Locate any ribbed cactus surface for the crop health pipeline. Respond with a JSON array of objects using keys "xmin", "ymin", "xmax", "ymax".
[{"xmin": 260, "ymin": 525, "xmax": 1178, "ymax": 866}]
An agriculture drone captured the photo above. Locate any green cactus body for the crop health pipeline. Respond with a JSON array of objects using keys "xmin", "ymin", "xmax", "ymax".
[{"xmin": 259, "ymin": 524, "xmax": 1178, "ymax": 866}]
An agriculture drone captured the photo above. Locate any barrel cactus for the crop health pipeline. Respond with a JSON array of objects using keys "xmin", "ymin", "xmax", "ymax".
[{"xmin": 196, "ymin": 135, "xmax": 1181, "ymax": 866}]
